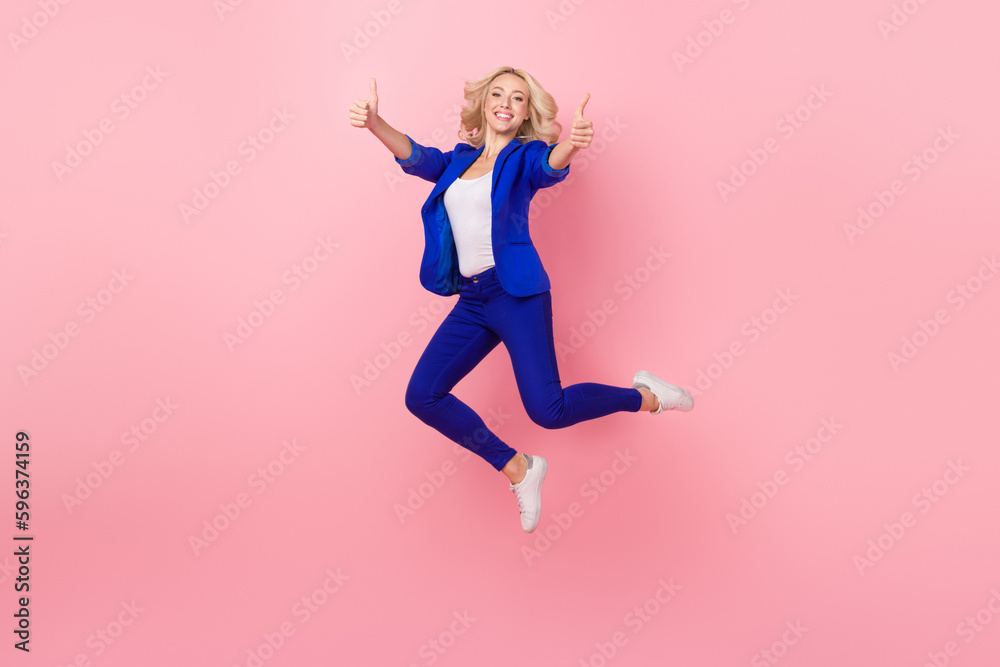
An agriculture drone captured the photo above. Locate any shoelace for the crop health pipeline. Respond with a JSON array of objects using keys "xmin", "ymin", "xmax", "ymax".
[{"xmin": 512, "ymin": 485, "xmax": 525, "ymax": 513}]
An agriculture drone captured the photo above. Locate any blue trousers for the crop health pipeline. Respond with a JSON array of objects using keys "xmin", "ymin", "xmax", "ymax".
[{"xmin": 405, "ymin": 267, "xmax": 643, "ymax": 471}]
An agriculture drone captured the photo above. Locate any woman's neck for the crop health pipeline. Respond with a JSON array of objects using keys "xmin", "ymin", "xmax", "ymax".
[{"xmin": 480, "ymin": 132, "xmax": 515, "ymax": 160}]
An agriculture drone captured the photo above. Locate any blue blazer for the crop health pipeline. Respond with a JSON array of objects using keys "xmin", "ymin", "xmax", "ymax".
[{"xmin": 394, "ymin": 133, "xmax": 570, "ymax": 297}]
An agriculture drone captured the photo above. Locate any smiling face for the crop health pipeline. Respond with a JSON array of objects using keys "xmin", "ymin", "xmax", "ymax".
[{"xmin": 482, "ymin": 73, "xmax": 529, "ymax": 140}]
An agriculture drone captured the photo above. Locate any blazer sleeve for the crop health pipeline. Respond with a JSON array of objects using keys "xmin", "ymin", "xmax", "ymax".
[
  {"xmin": 394, "ymin": 134, "xmax": 455, "ymax": 183},
  {"xmin": 528, "ymin": 141, "xmax": 570, "ymax": 190}
]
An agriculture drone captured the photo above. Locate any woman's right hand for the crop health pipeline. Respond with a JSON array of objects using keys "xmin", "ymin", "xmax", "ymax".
[{"xmin": 349, "ymin": 77, "xmax": 379, "ymax": 130}]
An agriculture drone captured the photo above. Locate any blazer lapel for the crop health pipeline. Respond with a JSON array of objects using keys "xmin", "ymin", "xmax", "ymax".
[{"xmin": 426, "ymin": 144, "xmax": 486, "ymax": 202}]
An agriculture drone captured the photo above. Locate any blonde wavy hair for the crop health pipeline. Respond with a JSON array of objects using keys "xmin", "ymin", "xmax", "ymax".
[{"xmin": 458, "ymin": 66, "xmax": 562, "ymax": 147}]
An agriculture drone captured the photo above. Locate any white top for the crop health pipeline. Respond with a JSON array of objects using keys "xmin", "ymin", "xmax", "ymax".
[{"xmin": 443, "ymin": 169, "xmax": 496, "ymax": 278}]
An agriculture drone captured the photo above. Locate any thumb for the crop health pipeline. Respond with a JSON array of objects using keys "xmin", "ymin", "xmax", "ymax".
[
  {"xmin": 369, "ymin": 77, "xmax": 378, "ymax": 103},
  {"xmin": 575, "ymin": 92, "xmax": 590, "ymax": 120}
]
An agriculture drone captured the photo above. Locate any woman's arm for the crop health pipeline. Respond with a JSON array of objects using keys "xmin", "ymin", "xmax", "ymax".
[
  {"xmin": 547, "ymin": 141, "xmax": 579, "ymax": 171},
  {"xmin": 548, "ymin": 93, "xmax": 593, "ymax": 170},
  {"xmin": 370, "ymin": 115, "xmax": 412, "ymax": 161}
]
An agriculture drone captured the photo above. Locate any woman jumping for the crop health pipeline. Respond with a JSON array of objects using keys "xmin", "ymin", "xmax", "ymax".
[{"xmin": 348, "ymin": 66, "xmax": 694, "ymax": 533}]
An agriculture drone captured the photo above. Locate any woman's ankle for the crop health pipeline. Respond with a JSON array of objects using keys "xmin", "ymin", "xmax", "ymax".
[
  {"xmin": 638, "ymin": 387, "xmax": 660, "ymax": 412},
  {"xmin": 503, "ymin": 453, "xmax": 527, "ymax": 484}
]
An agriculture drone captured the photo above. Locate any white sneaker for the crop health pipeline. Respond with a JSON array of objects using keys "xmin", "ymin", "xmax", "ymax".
[
  {"xmin": 633, "ymin": 370, "xmax": 694, "ymax": 413},
  {"xmin": 509, "ymin": 454, "xmax": 547, "ymax": 533}
]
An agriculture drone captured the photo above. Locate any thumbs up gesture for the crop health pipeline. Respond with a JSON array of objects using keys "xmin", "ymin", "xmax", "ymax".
[
  {"xmin": 349, "ymin": 77, "xmax": 380, "ymax": 129},
  {"xmin": 569, "ymin": 93, "xmax": 594, "ymax": 149}
]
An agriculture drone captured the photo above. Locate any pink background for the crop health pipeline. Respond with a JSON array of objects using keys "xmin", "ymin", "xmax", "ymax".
[{"xmin": 3, "ymin": 0, "xmax": 999, "ymax": 665}]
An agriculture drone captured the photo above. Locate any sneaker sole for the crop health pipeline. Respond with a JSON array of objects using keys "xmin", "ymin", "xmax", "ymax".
[{"xmin": 522, "ymin": 456, "xmax": 547, "ymax": 533}]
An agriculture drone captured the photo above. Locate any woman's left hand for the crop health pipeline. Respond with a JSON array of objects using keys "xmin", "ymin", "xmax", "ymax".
[{"xmin": 569, "ymin": 93, "xmax": 594, "ymax": 149}]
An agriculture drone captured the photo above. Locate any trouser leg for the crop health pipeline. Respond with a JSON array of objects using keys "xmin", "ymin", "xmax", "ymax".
[
  {"xmin": 487, "ymin": 286, "xmax": 642, "ymax": 429},
  {"xmin": 404, "ymin": 294, "xmax": 518, "ymax": 471}
]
